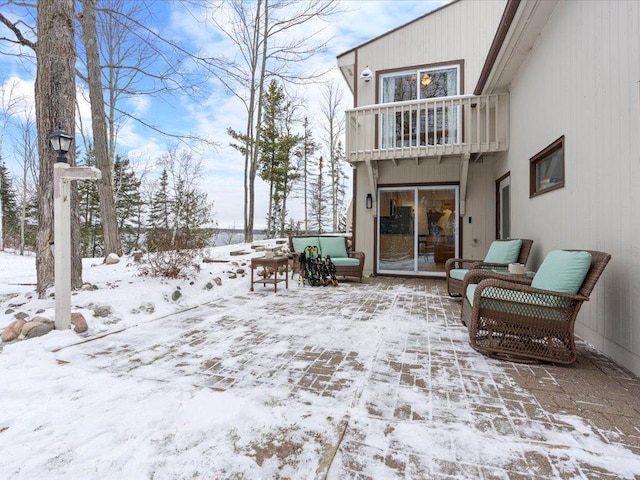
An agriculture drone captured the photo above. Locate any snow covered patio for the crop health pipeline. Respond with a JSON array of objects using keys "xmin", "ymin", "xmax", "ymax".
[{"xmin": 2, "ymin": 260, "xmax": 640, "ymax": 478}]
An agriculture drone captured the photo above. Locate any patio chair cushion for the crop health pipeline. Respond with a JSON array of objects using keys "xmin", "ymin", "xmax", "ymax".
[
  {"xmin": 330, "ymin": 257, "xmax": 361, "ymax": 267},
  {"xmin": 483, "ymin": 239, "xmax": 523, "ymax": 264},
  {"xmin": 319, "ymin": 236, "xmax": 348, "ymax": 258},
  {"xmin": 449, "ymin": 268, "xmax": 468, "ymax": 281},
  {"xmin": 292, "ymin": 236, "xmax": 320, "ymax": 253},
  {"xmin": 531, "ymin": 250, "xmax": 592, "ymax": 294}
]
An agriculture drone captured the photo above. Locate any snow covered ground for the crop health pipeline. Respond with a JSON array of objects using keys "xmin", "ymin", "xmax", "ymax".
[{"xmin": 1, "ymin": 243, "xmax": 640, "ymax": 479}]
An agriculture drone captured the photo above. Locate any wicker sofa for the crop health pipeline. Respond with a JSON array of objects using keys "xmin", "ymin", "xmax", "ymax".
[
  {"xmin": 288, "ymin": 235, "xmax": 365, "ymax": 282},
  {"xmin": 461, "ymin": 249, "xmax": 611, "ymax": 364}
]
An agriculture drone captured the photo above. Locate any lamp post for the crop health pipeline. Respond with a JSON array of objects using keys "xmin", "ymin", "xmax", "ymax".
[{"xmin": 50, "ymin": 128, "xmax": 101, "ymax": 330}]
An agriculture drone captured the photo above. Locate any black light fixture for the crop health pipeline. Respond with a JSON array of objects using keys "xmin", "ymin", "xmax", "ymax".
[
  {"xmin": 365, "ymin": 193, "xmax": 373, "ymax": 209},
  {"xmin": 48, "ymin": 128, "xmax": 73, "ymax": 163}
]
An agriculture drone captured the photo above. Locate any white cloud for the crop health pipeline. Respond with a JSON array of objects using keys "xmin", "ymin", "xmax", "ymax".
[{"xmin": 1, "ymin": 0, "xmax": 448, "ymax": 233}]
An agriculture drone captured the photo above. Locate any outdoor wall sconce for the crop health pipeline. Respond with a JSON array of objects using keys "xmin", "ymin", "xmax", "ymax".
[
  {"xmin": 48, "ymin": 128, "xmax": 73, "ymax": 163},
  {"xmin": 360, "ymin": 66, "xmax": 372, "ymax": 82},
  {"xmin": 366, "ymin": 193, "xmax": 373, "ymax": 209}
]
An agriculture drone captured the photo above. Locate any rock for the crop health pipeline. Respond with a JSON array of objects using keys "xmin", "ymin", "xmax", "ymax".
[
  {"xmin": 205, "ymin": 282, "xmax": 214, "ymax": 290},
  {"xmin": 172, "ymin": 290, "xmax": 182, "ymax": 301},
  {"xmin": 71, "ymin": 312, "xmax": 88, "ymax": 333},
  {"xmin": 81, "ymin": 283, "xmax": 98, "ymax": 291},
  {"xmin": 30, "ymin": 316, "xmax": 52, "ymax": 324},
  {"xmin": 105, "ymin": 253, "xmax": 120, "ymax": 265},
  {"xmin": 24, "ymin": 322, "xmax": 54, "ymax": 338},
  {"xmin": 14, "ymin": 312, "xmax": 29, "ymax": 321},
  {"xmin": 1, "ymin": 319, "xmax": 26, "ymax": 342},
  {"xmin": 236, "ymin": 268, "xmax": 245, "ymax": 275},
  {"xmin": 213, "ymin": 277, "xmax": 222, "ymax": 286},
  {"xmin": 22, "ymin": 320, "xmax": 54, "ymax": 338},
  {"xmin": 4, "ymin": 308, "xmax": 14, "ymax": 315},
  {"xmin": 35, "ymin": 309, "xmax": 45, "ymax": 314},
  {"xmin": 92, "ymin": 305, "xmax": 112, "ymax": 318},
  {"xmin": 227, "ymin": 272, "xmax": 237, "ymax": 279}
]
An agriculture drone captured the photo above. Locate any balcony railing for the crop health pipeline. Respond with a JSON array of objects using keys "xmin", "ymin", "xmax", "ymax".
[{"xmin": 345, "ymin": 93, "xmax": 509, "ymax": 162}]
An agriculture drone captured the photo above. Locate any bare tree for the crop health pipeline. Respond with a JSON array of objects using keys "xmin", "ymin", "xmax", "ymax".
[
  {"xmin": 320, "ymin": 79, "xmax": 346, "ymax": 231},
  {"xmin": 210, "ymin": 0, "xmax": 339, "ymax": 242},
  {"xmin": 78, "ymin": 0, "xmax": 120, "ymax": 256},
  {"xmin": 12, "ymin": 112, "xmax": 38, "ymax": 254},
  {"xmin": 0, "ymin": 77, "xmax": 24, "ymax": 250}
]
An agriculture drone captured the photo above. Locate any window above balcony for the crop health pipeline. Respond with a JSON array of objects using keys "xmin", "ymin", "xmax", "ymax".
[
  {"xmin": 377, "ymin": 63, "xmax": 463, "ymax": 149},
  {"xmin": 379, "ymin": 62, "xmax": 462, "ymax": 104}
]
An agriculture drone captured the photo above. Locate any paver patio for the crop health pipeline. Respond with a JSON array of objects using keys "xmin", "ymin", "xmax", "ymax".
[{"xmin": 55, "ymin": 277, "xmax": 640, "ymax": 479}]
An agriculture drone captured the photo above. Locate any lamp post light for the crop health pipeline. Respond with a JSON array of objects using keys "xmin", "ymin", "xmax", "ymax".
[{"xmin": 50, "ymin": 128, "xmax": 101, "ymax": 330}]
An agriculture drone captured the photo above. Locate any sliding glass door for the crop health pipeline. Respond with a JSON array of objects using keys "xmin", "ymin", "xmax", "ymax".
[{"xmin": 378, "ymin": 186, "xmax": 459, "ymax": 276}]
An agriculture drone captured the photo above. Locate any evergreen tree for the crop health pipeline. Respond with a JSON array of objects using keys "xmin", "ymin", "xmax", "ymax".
[
  {"xmin": 113, "ymin": 156, "xmax": 142, "ymax": 253},
  {"xmin": 309, "ymin": 155, "xmax": 329, "ymax": 233},
  {"xmin": 0, "ymin": 162, "xmax": 20, "ymax": 249},
  {"xmin": 77, "ymin": 148, "xmax": 102, "ymax": 257},
  {"xmin": 258, "ymin": 80, "xmax": 301, "ymax": 238},
  {"xmin": 294, "ymin": 117, "xmax": 319, "ymax": 233},
  {"xmin": 147, "ymin": 169, "xmax": 171, "ymax": 250}
]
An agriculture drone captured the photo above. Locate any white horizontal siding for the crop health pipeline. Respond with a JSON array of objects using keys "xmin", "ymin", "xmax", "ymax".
[{"xmin": 355, "ymin": 0, "xmax": 507, "ymax": 106}]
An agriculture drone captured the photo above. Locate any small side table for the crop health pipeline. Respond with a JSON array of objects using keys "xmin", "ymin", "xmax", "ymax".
[{"xmin": 250, "ymin": 256, "xmax": 289, "ymax": 292}]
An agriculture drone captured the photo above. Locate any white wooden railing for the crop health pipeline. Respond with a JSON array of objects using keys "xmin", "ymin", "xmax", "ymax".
[{"xmin": 345, "ymin": 93, "xmax": 509, "ymax": 162}]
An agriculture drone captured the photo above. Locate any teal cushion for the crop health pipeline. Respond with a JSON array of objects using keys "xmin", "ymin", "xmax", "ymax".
[
  {"xmin": 483, "ymin": 239, "xmax": 523, "ymax": 264},
  {"xmin": 450, "ymin": 268, "xmax": 468, "ymax": 281},
  {"xmin": 292, "ymin": 237, "xmax": 320, "ymax": 253},
  {"xmin": 331, "ymin": 257, "xmax": 360, "ymax": 267},
  {"xmin": 319, "ymin": 237, "xmax": 348, "ymax": 258},
  {"xmin": 531, "ymin": 250, "xmax": 592, "ymax": 294}
]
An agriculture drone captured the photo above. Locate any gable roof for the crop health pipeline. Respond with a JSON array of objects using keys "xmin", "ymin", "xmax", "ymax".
[{"xmin": 336, "ymin": 1, "xmax": 458, "ymax": 60}]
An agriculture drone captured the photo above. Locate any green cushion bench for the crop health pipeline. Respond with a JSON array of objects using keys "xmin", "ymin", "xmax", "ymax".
[{"xmin": 288, "ymin": 235, "xmax": 365, "ymax": 282}]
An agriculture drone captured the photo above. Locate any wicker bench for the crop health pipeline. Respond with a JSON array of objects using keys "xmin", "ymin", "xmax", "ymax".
[{"xmin": 288, "ymin": 235, "xmax": 365, "ymax": 282}]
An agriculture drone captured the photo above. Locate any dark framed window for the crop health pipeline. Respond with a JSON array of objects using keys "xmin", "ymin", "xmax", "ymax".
[{"xmin": 530, "ymin": 136, "xmax": 565, "ymax": 197}]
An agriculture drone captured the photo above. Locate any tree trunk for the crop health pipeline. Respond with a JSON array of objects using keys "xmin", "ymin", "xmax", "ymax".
[
  {"xmin": 79, "ymin": 0, "xmax": 121, "ymax": 257},
  {"xmin": 35, "ymin": 0, "xmax": 80, "ymax": 296}
]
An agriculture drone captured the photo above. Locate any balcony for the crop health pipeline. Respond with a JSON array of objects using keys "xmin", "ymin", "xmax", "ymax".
[{"xmin": 345, "ymin": 93, "xmax": 509, "ymax": 163}]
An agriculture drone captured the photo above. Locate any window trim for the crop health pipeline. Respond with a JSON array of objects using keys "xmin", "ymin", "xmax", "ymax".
[
  {"xmin": 529, "ymin": 136, "xmax": 565, "ymax": 198},
  {"xmin": 375, "ymin": 60, "xmax": 464, "ymax": 104}
]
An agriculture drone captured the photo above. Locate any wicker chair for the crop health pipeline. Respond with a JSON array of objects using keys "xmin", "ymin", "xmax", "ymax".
[
  {"xmin": 460, "ymin": 250, "xmax": 611, "ymax": 364},
  {"xmin": 445, "ymin": 239, "xmax": 534, "ymax": 297}
]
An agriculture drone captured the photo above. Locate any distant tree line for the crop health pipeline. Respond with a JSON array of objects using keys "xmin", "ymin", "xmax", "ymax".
[{"xmin": 0, "ymin": 141, "xmax": 215, "ymax": 257}]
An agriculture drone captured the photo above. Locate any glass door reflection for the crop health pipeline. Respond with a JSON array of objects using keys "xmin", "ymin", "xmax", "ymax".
[
  {"xmin": 377, "ymin": 186, "xmax": 458, "ymax": 276},
  {"xmin": 378, "ymin": 189, "xmax": 415, "ymax": 273}
]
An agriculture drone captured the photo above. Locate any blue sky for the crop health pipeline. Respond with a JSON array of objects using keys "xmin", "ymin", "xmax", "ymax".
[{"xmin": 0, "ymin": 0, "xmax": 448, "ymax": 231}]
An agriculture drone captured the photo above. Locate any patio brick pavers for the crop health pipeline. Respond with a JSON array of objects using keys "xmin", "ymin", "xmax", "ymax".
[{"xmin": 56, "ymin": 277, "xmax": 640, "ymax": 478}]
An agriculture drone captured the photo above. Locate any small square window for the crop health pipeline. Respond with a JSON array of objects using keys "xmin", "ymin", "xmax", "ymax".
[{"xmin": 530, "ymin": 136, "xmax": 565, "ymax": 197}]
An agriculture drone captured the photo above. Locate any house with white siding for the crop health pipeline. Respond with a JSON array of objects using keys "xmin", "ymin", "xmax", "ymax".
[{"xmin": 337, "ymin": 0, "xmax": 640, "ymax": 375}]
